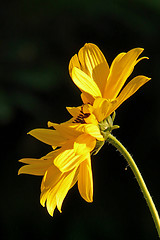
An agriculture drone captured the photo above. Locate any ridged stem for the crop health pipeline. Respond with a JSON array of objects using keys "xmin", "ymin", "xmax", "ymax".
[{"xmin": 107, "ymin": 134, "xmax": 160, "ymax": 238}]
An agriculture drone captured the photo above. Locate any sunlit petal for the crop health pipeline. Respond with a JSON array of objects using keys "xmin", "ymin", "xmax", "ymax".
[
  {"xmin": 56, "ymin": 167, "xmax": 78, "ymax": 212},
  {"xmin": 81, "ymin": 92, "xmax": 95, "ymax": 104},
  {"xmin": 83, "ymin": 124, "xmax": 104, "ymax": 141},
  {"xmin": 69, "ymin": 54, "xmax": 81, "ymax": 77},
  {"xmin": 104, "ymin": 48, "xmax": 144, "ymax": 99},
  {"xmin": 54, "ymin": 144, "xmax": 88, "ymax": 172},
  {"xmin": 28, "ymin": 128, "xmax": 67, "ymax": 146},
  {"xmin": 115, "ymin": 75, "xmax": 151, "ymax": 109},
  {"xmin": 74, "ymin": 134, "xmax": 96, "ymax": 155},
  {"xmin": 72, "ymin": 67, "xmax": 102, "ymax": 98},
  {"xmin": 66, "ymin": 106, "xmax": 81, "ymax": 117},
  {"xmin": 93, "ymin": 98, "xmax": 112, "ymax": 122},
  {"xmin": 42, "ymin": 164, "xmax": 62, "ymax": 190},
  {"xmin": 78, "ymin": 156, "xmax": 93, "ymax": 202},
  {"xmin": 46, "ymin": 180, "xmax": 62, "ymax": 216},
  {"xmin": 18, "ymin": 158, "xmax": 52, "ymax": 176},
  {"xmin": 78, "ymin": 43, "xmax": 110, "ymax": 94}
]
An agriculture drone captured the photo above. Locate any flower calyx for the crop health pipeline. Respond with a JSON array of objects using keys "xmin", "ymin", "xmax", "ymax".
[
  {"xmin": 92, "ymin": 112, "xmax": 119, "ymax": 155},
  {"xmin": 99, "ymin": 112, "xmax": 120, "ymax": 140}
]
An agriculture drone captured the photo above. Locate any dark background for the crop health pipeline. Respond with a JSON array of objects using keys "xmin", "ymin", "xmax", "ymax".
[{"xmin": 0, "ymin": 0, "xmax": 160, "ymax": 239}]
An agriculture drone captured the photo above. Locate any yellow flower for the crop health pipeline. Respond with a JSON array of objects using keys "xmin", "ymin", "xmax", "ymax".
[
  {"xmin": 18, "ymin": 104, "xmax": 115, "ymax": 216},
  {"xmin": 19, "ymin": 44, "xmax": 150, "ymax": 218},
  {"xmin": 69, "ymin": 43, "xmax": 151, "ymax": 121}
]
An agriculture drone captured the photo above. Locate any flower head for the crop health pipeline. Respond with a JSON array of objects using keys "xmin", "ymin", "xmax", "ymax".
[
  {"xmin": 19, "ymin": 43, "xmax": 150, "ymax": 217},
  {"xmin": 69, "ymin": 43, "xmax": 151, "ymax": 121},
  {"xmin": 18, "ymin": 104, "xmax": 117, "ymax": 216}
]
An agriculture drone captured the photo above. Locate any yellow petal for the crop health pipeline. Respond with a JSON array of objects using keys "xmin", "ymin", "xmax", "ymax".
[
  {"xmin": 46, "ymin": 194, "xmax": 57, "ymax": 216},
  {"xmin": 54, "ymin": 150, "xmax": 86, "ymax": 172},
  {"xmin": 70, "ymin": 167, "xmax": 80, "ymax": 189},
  {"xmin": 69, "ymin": 53, "xmax": 81, "ymax": 78},
  {"xmin": 66, "ymin": 106, "xmax": 81, "ymax": 117},
  {"xmin": 82, "ymin": 124, "xmax": 104, "ymax": 141},
  {"xmin": 56, "ymin": 167, "xmax": 78, "ymax": 212},
  {"xmin": 93, "ymin": 98, "xmax": 112, "ymax": 122},
  {"xmin": 78, "ymin": 156, "xmax": 93, "ymax": 202},
  {"xmin": 84, "ymin": 113, "xmax": 98, "ymax": 125},
  {"xmin": 41, "ymin": 150, "xmax": 59, "ymax": 160},
  {"xmin": 18, "ymin": 165, "xmax": 45, "ymax": 176},
  {"xmin": 82, "ymin": 103, "xmax": 94, "ymax": 113},
  {"xmin": 18, "ymin": 158, "xmax": 52, "ymax": 176},
  {"xmin": 41, "ymin": 164, "xmax": 62, "ymax": 190},
  {"xmin": 47, "ymin": 121, "xmax": 59, "ymax": 128},
  {"xmin": 72, "ymin": 67, "xmax": 102, "ymax": 98},
  {"xmin": 28, "ymin": 128, "xmax": 67, "ymax": 146},
  {"xmin": 18, "ymin": 164, "xmax": 45, "ymax": 176},
  {"xmin": 48, "ymin": 120, "xmax": 84, "ymax": 140},
  {"xmin": 19, "ymin": 158, "xmax": 49, "ymax": 164},
  {"xmin": 74, "ymin": 133, "xmax": 96, "ymax": 155},
  {"xmin": 81, "ymin": 92, "xmax": 95, "ymax": 104},
  {"xmin": 102, "ymin": 75, "xmax": 151, "ymax": 118},
  {"xmin": 104, "ymin": 48, "xmax": 145, "ymax": 99},
  {"xmin": 40, "ymin": 165, "xmax": 63, "ymax": 209},
  {"xmin": 136, "ymin": 56, "xmax": 149, "ymax": 64},
  {"xmin": 115, "ymin": 75, "xmax": 151, "ymax": 110},
  {"xmin": 78, "ymin": 43, "xmax": 110, "ymax": 94},
  {"xmin": 54, "ymin": 142, "xmax": 87, "ymax": 172},
  {"xmin": 46, "ymin": 180, "xmax": 63, "ymax": 216},
  {"xmin": 40, "ymin": 188, "xmax": 49, "ymax": 207}
]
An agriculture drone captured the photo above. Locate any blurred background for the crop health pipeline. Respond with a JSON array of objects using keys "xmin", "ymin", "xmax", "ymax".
[{"xmin": 0, "ymin": 0, "xmax": 160, "ymax": 239}]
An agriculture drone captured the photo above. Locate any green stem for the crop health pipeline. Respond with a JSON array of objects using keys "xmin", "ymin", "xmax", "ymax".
[{"xmin": 107, "ymin": 134, "xmax": 160, "ymax": 238}]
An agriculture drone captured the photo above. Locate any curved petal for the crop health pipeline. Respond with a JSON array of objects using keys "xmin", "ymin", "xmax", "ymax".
[
  {"xmin": 46, "ymin": 179, "xmax": 63, "ymax": 216},
  {"xmin": 82, "ymin": 124, "xmax": 104, "ymax": 141},
  {"xmin": 66, "ymin": 106, "xmax": 81, "ymax": 117},
  {"xmin": 69, "ymin": 54, "xmax": 81, "ymax": 78},
  {"xmin": 81, "ymin": 92, "xmax": 94, "ymax": 104},
  {"xmin": 40, "ymin": 188, "xmax": 49, "ymax": 207},
  {"xmin": 72, "ymin": 67, "xmax": 102, "ymax": 98},
  {"xmin": 42, "ymin": 167, "xmax": 79, "ymax": 215},
  {"xmin": 19, "ymin": 158, "xmax": 51, "ymax": 165},
  {"xmin": 28, "ymin": 129, "xmax": 67, "ymax": 146},
  {"xmin": 78, "ymin": 156, "xmax": 93, "ymax": 202},
  {"xmin": 50, "ymin": 122, "xmax": 81, "ymax": 139},
  {"xmin": 93, "ymin": 98, "xmax": 112, "ymax": 122},
  {"xmin": 56, "ymin": 167, "xmax": 78, "ymax": 212},
  {"xmin": 78, "ymin": 43, "xmax": 110, "ymax": 94},
  {"xmin": 18, "ymin": 158, "xmax": 52, "ymax": 176},
  {"xmin": 70, "ymin": 167, "xmax": 80, "ymax": 189},
  {"xmin": 104, "ymin": 75, "xmax": 151, "ymax": 117},
  {"xmin": 54, "ymin": 142, "xmax": 88, "ymax": 172},
  {"xmin": 104, "ymin": 48, "xmax": 145, "ymax": 99},
  {"xmin": 84, "ymin": 113, "xmax": 98, "ymax": 125},
  {"xmin": 18, "ymin": 164, "xmax": 46, "ymax": 176},
  {"xmin": 115, "ymin": 75, "xmax": 151, "ymax": 109},
  {"xmin": 46, "ymin": 193, "xmax": 57, "ymax": 216},
  {"xmin": 74, "ymin": 133, "xmax": 96, "ymax": 155},
  {"xmin": 41, "ymin": 164, "xmax": 62, "ymax": 190}
]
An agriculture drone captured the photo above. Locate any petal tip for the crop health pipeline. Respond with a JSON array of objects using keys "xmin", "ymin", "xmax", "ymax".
[
  {"xmin": 137, "ymin": 47, "xmax": 144, "ymax": 52},
  {"xmin": 48, "ymin": 121, "xmax": 53, "ymax": 128},
  {"xmin": 18, "ymin": 168, "xmax": 22, "ymax": 175}
]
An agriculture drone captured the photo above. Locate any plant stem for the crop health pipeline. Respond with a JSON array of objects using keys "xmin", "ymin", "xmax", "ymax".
[{"xmin": 107, "ymin": 134, "xmax": 160, "ymax": 238}]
